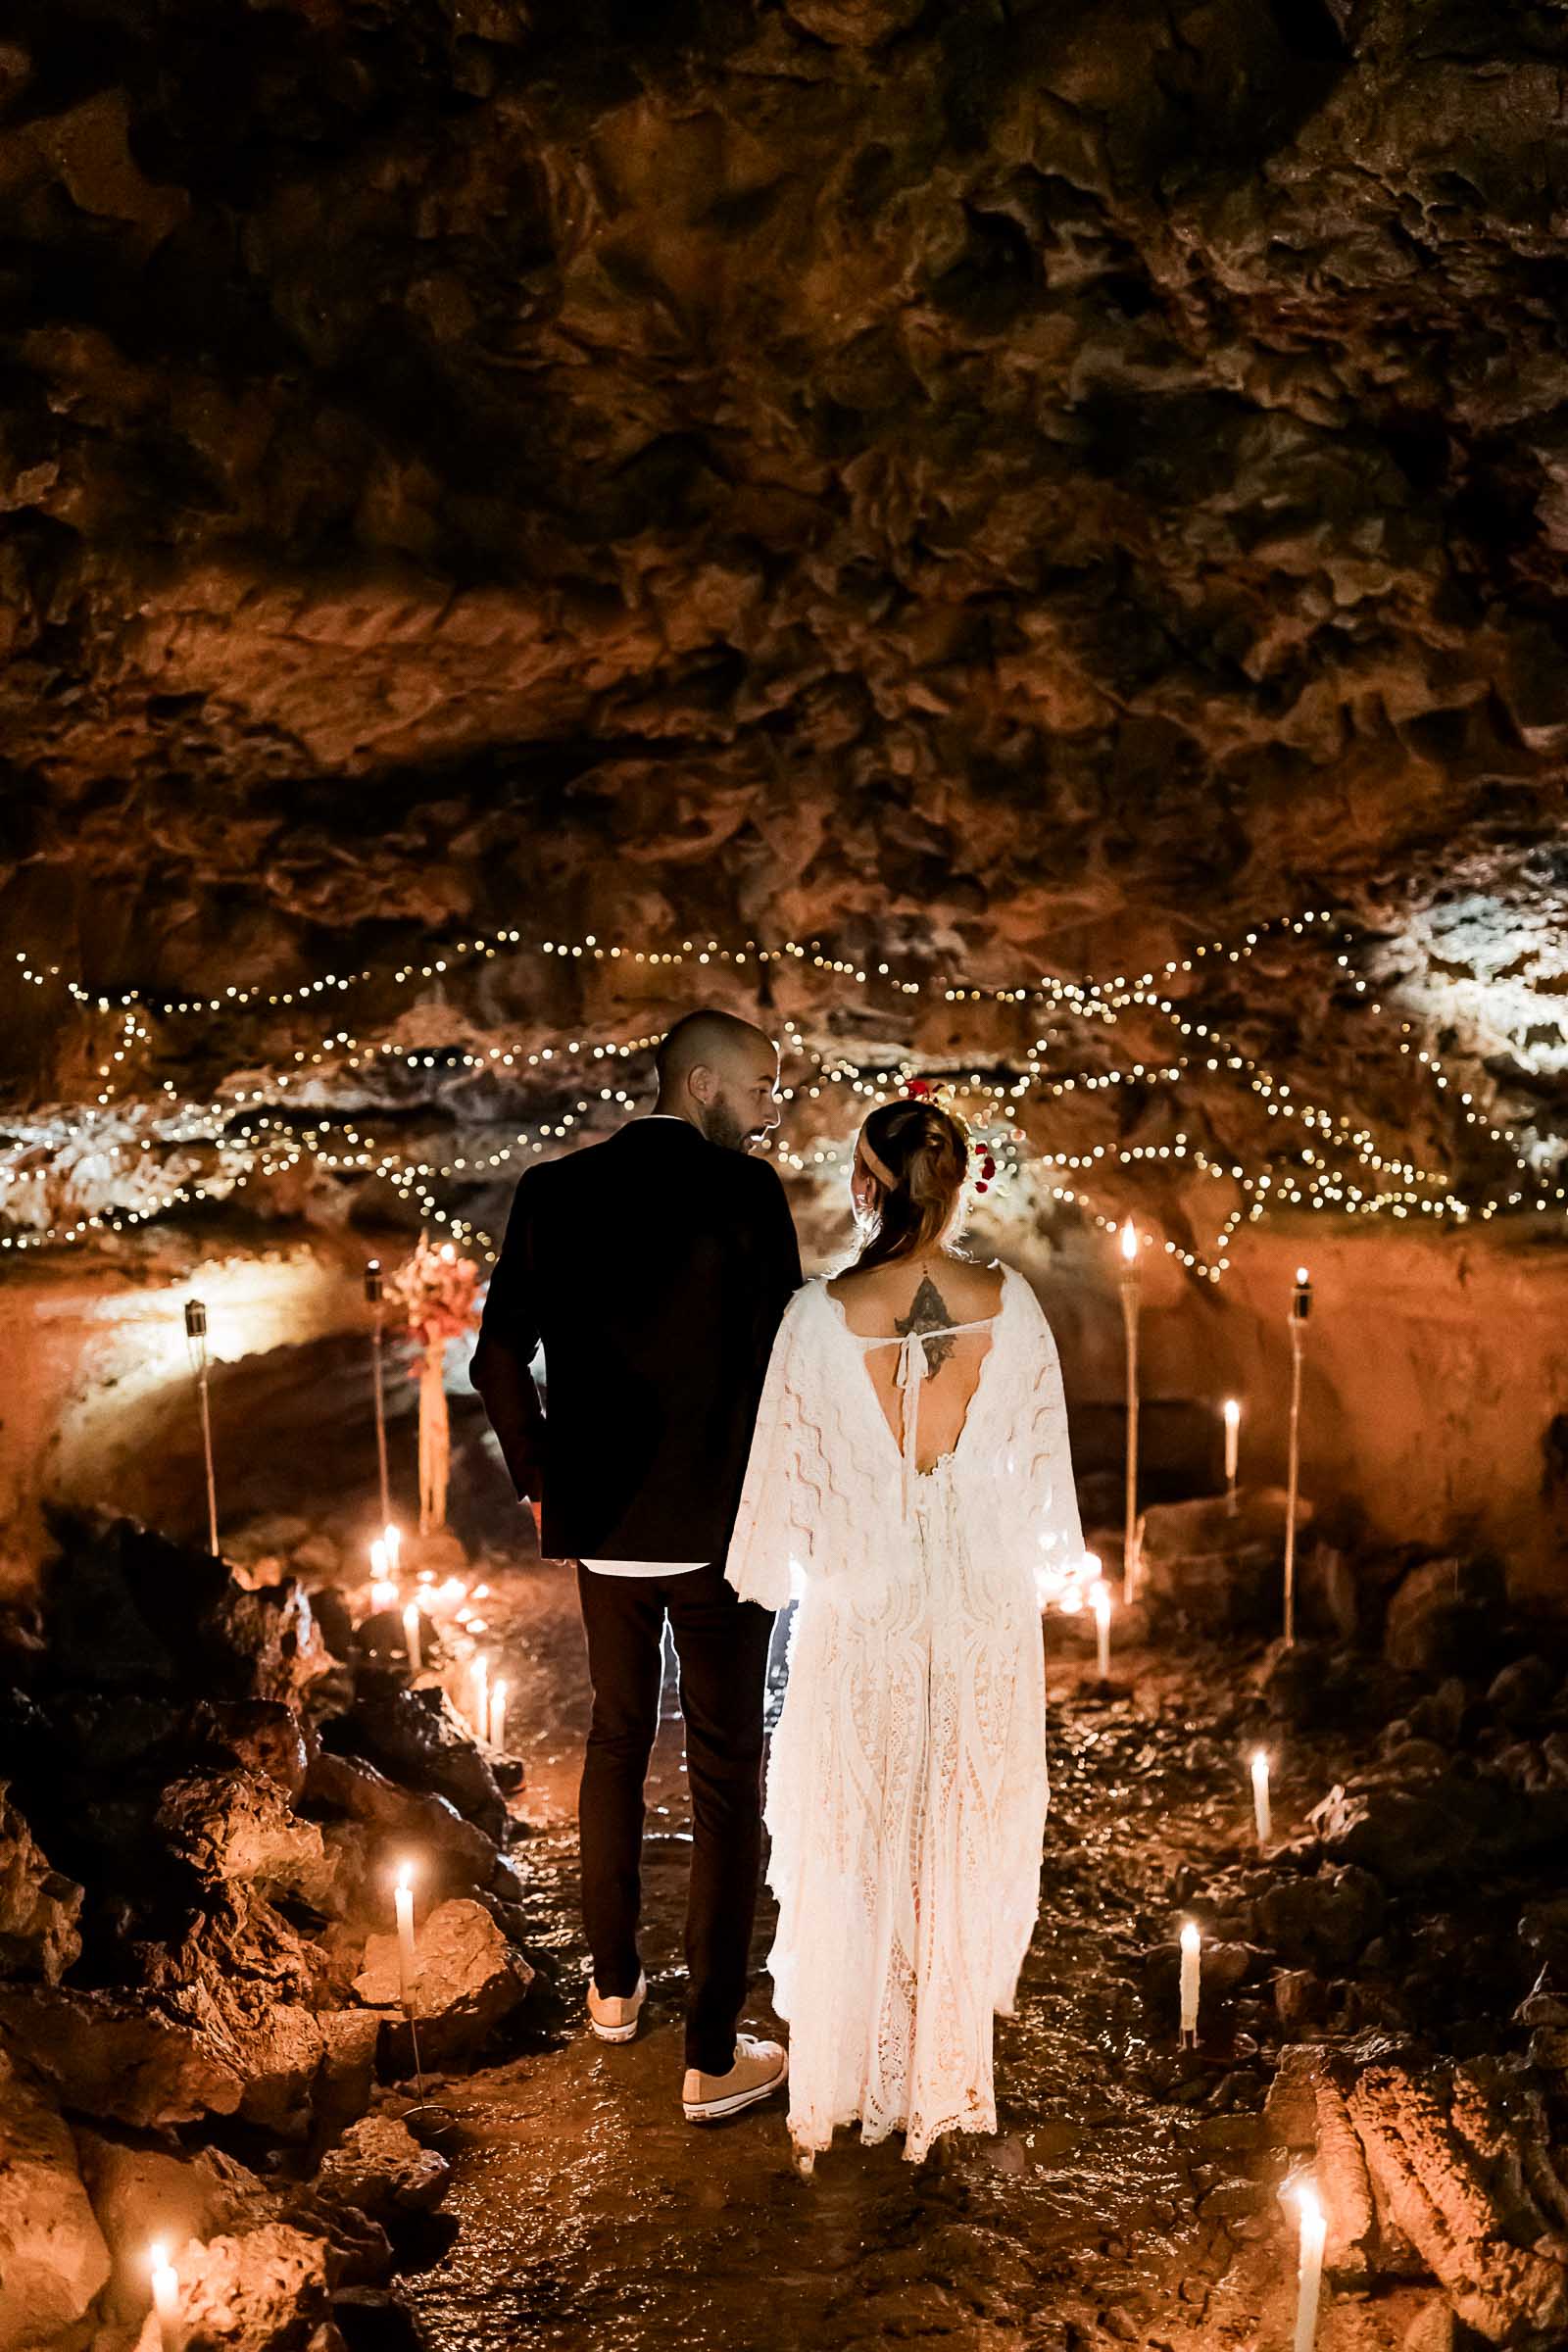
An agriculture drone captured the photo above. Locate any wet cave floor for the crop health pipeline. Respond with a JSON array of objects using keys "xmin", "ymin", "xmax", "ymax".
[{"xmin": 393, "ymin": 1560, "xmax": 1430, "ymax": 2352}]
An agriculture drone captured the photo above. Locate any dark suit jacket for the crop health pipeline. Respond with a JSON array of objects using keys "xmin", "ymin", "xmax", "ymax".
[{"xmin": 470, "ymin": 1118, "xmax": 804, "ymax": 1564}]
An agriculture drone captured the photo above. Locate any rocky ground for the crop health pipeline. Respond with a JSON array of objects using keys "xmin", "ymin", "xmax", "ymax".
[{"xmin": 3, "ymin": 1492, "xmax": 1568, "ymax": 2352}]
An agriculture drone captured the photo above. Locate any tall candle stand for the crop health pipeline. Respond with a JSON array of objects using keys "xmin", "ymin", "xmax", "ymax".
[
  {"xmin": 366, "ymin": 1259, "xmax": 392, "ymax": 1532},
  {"xmin": 1118, "ymin": 1219, "xmax": 1142, "ymax": 1600},
  {"xmin": 389, "ymin": 1860, "xmax": 456, "ymax": 2131},
  {"xmin": 1282, "ymin": 1266, "xmax": 1311, "ymax": 1646},
  {"xmin": 393, "ymin": 1862, "xmax": 426, "ymax": 2099},
  {"xmin": 183, "ymin": 1298, "xmax": 220, "ymax": 1557}
]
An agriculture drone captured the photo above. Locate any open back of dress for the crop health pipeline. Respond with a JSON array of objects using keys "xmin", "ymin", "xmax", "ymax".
[{"xmin": 826, "ymin": 1267, "xmax": 1004, "ymax": 1478}]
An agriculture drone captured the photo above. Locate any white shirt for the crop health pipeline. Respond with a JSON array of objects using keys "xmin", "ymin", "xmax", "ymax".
[{"xmin": 581, "ymin": 1115, "xmax": 709, "ymax": 1580}]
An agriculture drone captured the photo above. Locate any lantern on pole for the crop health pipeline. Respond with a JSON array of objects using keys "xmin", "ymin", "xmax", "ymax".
[
  {"xmin": 183, "ymin": 1297, "xmax": 220, "ymax": 1556},
  {"xmin": 1117, "ymin": 1219, "xmax": 1142, "ymax": 1599},
  {"xmin": 1282, "ymin": 1267, "xmax": 1311, "ymax": 1644},
  {"xmin": 365, "ymin": 1258, "xmax": 391, "ymax": 1529}
]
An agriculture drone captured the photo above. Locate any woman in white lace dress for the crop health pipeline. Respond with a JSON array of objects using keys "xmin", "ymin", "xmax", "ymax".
[{"xmin": 725, "ymin": 1095, "xmax": 1087, "ymax": 2167}]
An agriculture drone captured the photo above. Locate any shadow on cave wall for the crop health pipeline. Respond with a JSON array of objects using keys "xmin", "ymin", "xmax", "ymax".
[{"xmin": 62, "ymin": 1329, "xmax": 523, "ymax": 1564}]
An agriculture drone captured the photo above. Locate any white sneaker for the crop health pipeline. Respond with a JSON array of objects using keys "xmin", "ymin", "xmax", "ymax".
[
  {"xmin": 682, "ymin": 2034, "xmax": 788, "ymax": 2122},
  {"xmin": 587, "ymin": 1971, "xmax": 647, "ymax": 2042}
]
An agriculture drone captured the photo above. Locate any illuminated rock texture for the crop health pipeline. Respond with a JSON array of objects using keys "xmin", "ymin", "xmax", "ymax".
[{"xmin": 2, "ymin": 2, "xmax": 1567, "ymax": 1582}]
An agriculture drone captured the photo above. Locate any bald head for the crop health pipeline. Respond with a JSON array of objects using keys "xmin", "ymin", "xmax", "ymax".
[{"xmin": 655, "ymin": 1009, "xmax": 781, "ymax": 1153}]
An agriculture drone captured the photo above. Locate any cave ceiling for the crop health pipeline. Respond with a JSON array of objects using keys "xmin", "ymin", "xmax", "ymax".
[{"xmin": 2, "ymin": 0, "xmax": 1567, "ymax": 1271}]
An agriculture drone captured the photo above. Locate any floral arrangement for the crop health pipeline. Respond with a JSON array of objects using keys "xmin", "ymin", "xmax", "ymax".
[
  {"xmin": 385, "ymin": 1235, "xmax": 481, "ymax": 1534},
  {"xmin": 386, "ymin": 1233, "xmax": 481, "ymax": 1350},
  {"xmin": 901, "ymin": 1079, "xmax": 997, "ymax": 1196}
]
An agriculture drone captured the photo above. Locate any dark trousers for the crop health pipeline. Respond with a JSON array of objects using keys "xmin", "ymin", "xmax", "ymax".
[{"xmin": 575, "ymin": 1561, "xmax": 774, "ymax": 2076}]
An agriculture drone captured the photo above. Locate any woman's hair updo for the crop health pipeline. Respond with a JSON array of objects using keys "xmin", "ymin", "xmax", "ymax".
[{"xmin": 851, "ymin": 1096, "xmax": 971, "ymax": 1272}]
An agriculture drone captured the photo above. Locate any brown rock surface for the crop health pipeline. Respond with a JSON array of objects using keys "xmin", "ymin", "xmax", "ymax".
[
  {"xmin": 151, "ymin": 2223, "xmax": 333, "ymax": 2352},
  {"xmin": 352, "ymin": 1895, "xmax": 534, "ymax": 2069},
  {"xmin": 73, "ymin": 2134, "xmax": 271, "ymax": 2327},
  {"xmin": 1137, "ymin": 1488, "xmax": 1313, "ymax": 1631},
  {"xmin": 0, "ymin": 2050, "xmax": 111, "ymax": 2352},
  {"xmin": 157, "ymin": 1768, "xmax": 332, "ymax": 1906},
  {"xmin": 0, "ymin": 1983, "xmax": 245, "ymax": 2128},
  {"xmin": 0, "ymin": 3, "xmax": 1564, "ymax": 1514},
  {"xmin": 316, "ymin": 2114, "xmax": 451, "ymax": 2225},
  {"xmin": 1348, "ymin": 2060, "xmax": 1568, "ymax": 2345},
  {"xmin": 0, "ymin": 1781, "xmax": 81, "ymax": 1984}
]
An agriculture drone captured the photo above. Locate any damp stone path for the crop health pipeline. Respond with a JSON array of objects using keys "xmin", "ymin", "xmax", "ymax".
[{"xmin": 397, "ymin": 1556, "xmax": 1438, "ymax": 2352}]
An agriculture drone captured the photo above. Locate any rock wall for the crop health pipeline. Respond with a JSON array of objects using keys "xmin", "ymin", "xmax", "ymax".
[
  {"xmin": 2, "ymin": 0, "xmax": 1567, "ymax": 1588},
  {"xmin": 3, "ymin": 1211, "xmax": 1563, "ymax": 1602}
]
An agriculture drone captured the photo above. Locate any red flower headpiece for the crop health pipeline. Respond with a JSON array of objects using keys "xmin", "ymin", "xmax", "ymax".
[{"xmin": 974, "ymin": 1149, "xmax": 997, "ymax": 1197}]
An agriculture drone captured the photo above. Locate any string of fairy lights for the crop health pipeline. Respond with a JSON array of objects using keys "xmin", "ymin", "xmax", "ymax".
[{"xmin": 3, "ymin": 904, "xmax": 1564, "ymax": 1276}]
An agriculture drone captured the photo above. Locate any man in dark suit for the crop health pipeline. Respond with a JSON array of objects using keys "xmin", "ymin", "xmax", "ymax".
[{"xmin": 471, "ymin": 1009, "xmax": 803, "ymax": 2122}]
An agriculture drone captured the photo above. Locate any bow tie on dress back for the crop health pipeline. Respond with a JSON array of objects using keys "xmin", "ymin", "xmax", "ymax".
[{"xmin": 864, "ymin": 1315, "xmax": 995, "ymax": 1518}]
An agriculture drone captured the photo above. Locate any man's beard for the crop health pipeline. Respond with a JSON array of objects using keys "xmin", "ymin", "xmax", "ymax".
[{"xmin": 698, "ymin": 1101, "xmax": 755, "ymax": 1153}]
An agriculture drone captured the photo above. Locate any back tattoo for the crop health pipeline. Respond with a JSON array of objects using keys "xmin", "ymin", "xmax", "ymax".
[{"xmin": 894, "ymin": 1274, "xmax": 958, "ymax": 1374}]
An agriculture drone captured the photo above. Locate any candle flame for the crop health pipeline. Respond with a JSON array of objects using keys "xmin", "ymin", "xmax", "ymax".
[
  {"xmin": 1296, "ymin": 1265, "xmax": 1309, "ymax": 1285},
  {"xmin": 149, "ymin": 2239, "xmax": 168, "ymax": 2271},
  {"xmin": 394, "ymin": 1858, "xmax": 416, "ymax": 1892},
  {"xmin": 1179, "ymin": 1919, "xmax": 1201, "ymax": 1954},
  {"xmin": 1091, "ymin": 1580, "xmax": 1111, "ymax": 1623},
  {"xmin": 1119, "ymin": 1217, "xmax": 1138, "ymax": 1261},
  {"xmin": 1223, "ymin": 1396, "xmax": 1241, "ymax": 1427},
  {"xmin": 1295, "ymin": 2179, "xmax": 1324, "ymax": 2230},
  {"xmin": 383, "ymin": 1523, "xmax": 401, "ymax": 1570},
  {"xmin": 1251, "ymin": 1747, "xmax": 1269, "ymax": 1774}
]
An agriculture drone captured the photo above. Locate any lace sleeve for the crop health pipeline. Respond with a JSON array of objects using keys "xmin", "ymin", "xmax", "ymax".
[
  {"xmin": 1015, "ymin": 1289, "xmax": 1087, "ymax": 1589},
  {"xmin": 724, "ymin": 1290, "xmax": 819, "ymax": 1612}
]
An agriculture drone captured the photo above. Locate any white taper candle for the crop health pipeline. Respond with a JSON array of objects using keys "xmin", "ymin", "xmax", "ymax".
[
  {"xmin": 488, "ymin": 1679, "xmax": 509, "ymax": 1749},
  {"xmin": 402, "ymin": 1601, "xmax": 422, "ymax": 1675},
  {"xmin": 1092, "ymin": 1580, "xmax": 1111, "ymax": 1680},
  {"xmin": 150, "ymin": 2241, "xmax": 179, "ymax": 2349},
  {"xmin": 1293, "ymin": 2182, "xmax": 1326, "ymax": 2352},
  {"xmin": 1179, "ymin": 1920, "xmax": 1201, "ymax": 2045},
  {"xmin": 1250, "ymin": 1748, "xmax": 1272, "ymax": 1846},
  {"xmin": 394, "ymin": 1863, "xmax": 416, "ymax": 2013}
]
